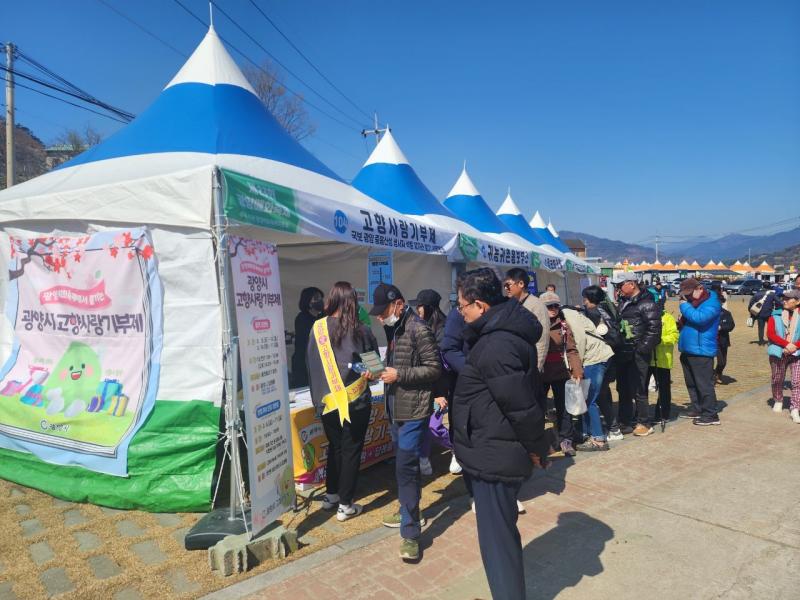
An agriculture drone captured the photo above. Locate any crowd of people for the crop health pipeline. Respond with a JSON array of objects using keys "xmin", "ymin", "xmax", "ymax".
[{"xmin": 292, "ymin": 268, "xmax": 800, "ymax": 600}]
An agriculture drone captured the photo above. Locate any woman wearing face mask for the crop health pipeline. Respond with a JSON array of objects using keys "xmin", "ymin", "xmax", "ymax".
[
  {"xmin": 767, "ymin": 290, "xmax": 800, "ymax": 423},
  {"xmin": 539, "ymin": 291, "xmax": 584, "ymax": 456},
  {"xmin": 291, "ymin": 287, "xmax": 324, "ymax": 388}
]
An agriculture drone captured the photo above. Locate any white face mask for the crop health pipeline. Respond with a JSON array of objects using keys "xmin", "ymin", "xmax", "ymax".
[{"xmin": 383, "ymin": 313, "xmax": 399, "ymax": 327}]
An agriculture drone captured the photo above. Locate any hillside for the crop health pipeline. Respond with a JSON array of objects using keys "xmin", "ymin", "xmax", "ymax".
[
  {"xmin": 744, "ymin": 243, "xmax": 800, "ymax": 270},
  {"xmin": 559, "ymin": 230, "xmax": 662, "ymax": 263},
  {"xmin": 679, "ymin": 227, "xmax": 800, "ymax": 263}
]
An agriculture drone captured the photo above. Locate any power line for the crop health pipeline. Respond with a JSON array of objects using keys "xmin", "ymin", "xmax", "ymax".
[
  {"xmin": 9, "ymin": 79, "xmax": 129, "ymax": 124},
  {"xmin": 245, "ymin": 0, "xmax": 372, "ymax": 120},
  {"xmin": 0, "ymin": 65, "xmax": 133, "ymax": 122},
  {"xmin": 96, "ymin": 0, "xmax": 188, "ymax": 59},
  {"xmin": 170, "ymin": 0, "xmax": 362, "ymax": 133},
  {"xmin": 13, "ymin": 49, "xmax": 135, "ymax": 121},
  {"xmin": 208, "ymin": 1, "xmax": 366, "ymax": 128}
]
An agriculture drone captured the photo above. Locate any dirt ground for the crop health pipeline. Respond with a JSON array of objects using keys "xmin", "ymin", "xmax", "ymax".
[{"xmin": 0, "ymin": 296, "xmax": 773, "ymax": 599}]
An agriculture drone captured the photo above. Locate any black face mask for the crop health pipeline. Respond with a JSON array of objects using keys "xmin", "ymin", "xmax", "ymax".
[{"xmin": 310, "ymin": 300, "xmax": 324, "ymax": 313}]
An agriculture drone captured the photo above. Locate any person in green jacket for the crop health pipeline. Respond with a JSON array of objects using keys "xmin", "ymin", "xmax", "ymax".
[{"xmin": 649, "ymin": 310, "xmax": 679, "ymax": 421}]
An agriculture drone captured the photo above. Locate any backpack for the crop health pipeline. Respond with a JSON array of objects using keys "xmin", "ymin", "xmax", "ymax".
[{"xmin": 597, "ymin": 303, "xmax": 624, "ymax": 351}]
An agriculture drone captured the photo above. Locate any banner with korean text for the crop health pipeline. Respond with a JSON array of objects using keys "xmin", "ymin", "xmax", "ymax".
[
  {"xmin": 0, "ymin": 229, "xmax": 163, "ymax": 477},
  {"xmin": 228, "ymin": 236, "xmax": 294, "ymax": 537}
]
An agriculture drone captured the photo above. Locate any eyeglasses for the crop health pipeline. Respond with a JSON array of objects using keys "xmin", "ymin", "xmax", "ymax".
[
  {"xmin": 457, "ymin": 301, "xmax": 475, "ymax": 313},
  {"xmin": 503, "ymin": 281, "xmax": 520, "ymax": 289}
]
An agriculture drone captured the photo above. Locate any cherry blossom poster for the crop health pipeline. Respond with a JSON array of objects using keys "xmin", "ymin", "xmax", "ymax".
[{"xmin": 0, "ymin": 229, "xmax": 163, "ymax": 477}]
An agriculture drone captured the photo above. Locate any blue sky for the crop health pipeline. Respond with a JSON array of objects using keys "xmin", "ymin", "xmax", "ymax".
[{"xmin": 3, "ymin": 0, "xmax": 799, "ymax": 241}]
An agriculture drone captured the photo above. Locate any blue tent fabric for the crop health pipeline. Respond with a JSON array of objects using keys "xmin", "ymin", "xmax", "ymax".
[
  {"xmin": 443, "ymin": 193, "xmax": 510, "ymax": 235},
  {"xmin": 534, "ymin": 227, "xmax": 571, "ymax": 253},
  {"xmin": 497, "ymin": 212, "xmax": 552, "ymax": 247},
  {"xmin": 59, "ymin": 83, "xmax": 341, "ymax": 181},
  {"xmin": 352, "ymin": 163, "xmax": 455, "ymax": 218}
]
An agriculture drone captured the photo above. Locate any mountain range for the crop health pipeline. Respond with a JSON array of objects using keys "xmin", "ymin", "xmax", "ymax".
[{"xmin": 561, "ymin": 226, "xmax": 800, "ymax": 264}]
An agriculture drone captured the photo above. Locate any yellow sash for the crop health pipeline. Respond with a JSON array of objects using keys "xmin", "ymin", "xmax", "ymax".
[{"xmin": 313, "ymin": 318, "xmax": 368, "ymax": 425}]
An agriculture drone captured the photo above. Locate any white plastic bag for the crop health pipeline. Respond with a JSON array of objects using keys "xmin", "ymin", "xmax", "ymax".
[{"xmin": 565, "ymin": 379, "xmax": 590, "ymax": 415}]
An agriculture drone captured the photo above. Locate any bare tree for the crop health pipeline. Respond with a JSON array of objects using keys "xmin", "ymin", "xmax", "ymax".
[
  {"xmin": 55, "ymin": 124, "xmax": 103, "ymax": 153},
  {"xmin": 243, "ymin": 61, "xmax": 316, "ymax": 141}
]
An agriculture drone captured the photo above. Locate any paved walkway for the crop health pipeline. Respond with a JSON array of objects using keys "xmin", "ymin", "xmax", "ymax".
[{"xmin": 205, "ymin": 383, "xmax": 800, "ymax": 600}]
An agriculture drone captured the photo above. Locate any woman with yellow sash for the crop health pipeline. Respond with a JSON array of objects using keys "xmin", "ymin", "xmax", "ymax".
[{"xmin": 306, "ymin": 281, "xmax": 379, "ymax": 521}]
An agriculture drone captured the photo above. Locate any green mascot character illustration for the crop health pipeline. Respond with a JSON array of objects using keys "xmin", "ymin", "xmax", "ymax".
[
  {"xmin": 277, "ymin": 465, "xmax": 295, "ymax": 508},
  {"xmin": 43, "ymin": 342, "xmax": 103, "ymax": 417},
  {"xmin": 301, "ymin": 442, "xmax": 316, "ymax": 472}
]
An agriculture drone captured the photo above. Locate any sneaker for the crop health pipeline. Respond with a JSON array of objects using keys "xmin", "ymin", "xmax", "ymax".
[
  {"xmin": 449, "ymin": 454, "xmax": 463, "ymax": 474},
  {"xmin": 619, "ymin": 424, "xmax": 635, "ymax": 435},
  {"xmin": 399, "ymin": 538, "xmax": 420, "ymax": 561},
  {"xmin": 382, "ymin": 513, "xmax": 427, "ymax": 528},
  {"xmin": 633, "ymin": 424, "xmax": 654, "ymax": 437},
  {"xmin": 336, "ymin": 503, "xmax": 363, "ymax": 522},
  {"xmin": 576, "ymin": 439, "xmax": 610, "ymax": 451},
  {"xmin": 560, "ymin": 439, "xmax": 576, "ymax": 457},
  {"xmin": 790, "ymin": 409, "xmax": 800, "ymax": 424},
  {"xmin": 679, "ymin": 409, "xmax": 701, "ymax": 419},
  {"xmin": 693, "ymin": 416, "xmax": 721, "ymax": 426},
  {"xmin": 607, "ymin": 428, "xmax": 624, "ymax": 441},
  {"xmin": 321, "ymin": 493, "xmax": 340, "ymax": 510},
  {"xmin": 419, "ymin": 457, "xmax": 433, "ymax": 476},
  {"xmin": 773, "ymin": 400, "xmax": 784, "ymax": 413},
  {"xmin": 517, "ymin": 500, "xmax": 526, "ymax": 514}
]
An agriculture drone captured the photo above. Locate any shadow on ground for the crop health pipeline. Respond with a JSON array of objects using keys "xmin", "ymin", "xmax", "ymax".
[{"xmin": 523, "ymin": 511, "xmax": 614, "ymax": 600}]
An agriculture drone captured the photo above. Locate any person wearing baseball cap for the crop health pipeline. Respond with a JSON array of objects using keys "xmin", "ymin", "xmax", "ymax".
[
  {"xmin": 766, "ymin": 288, "xmax": 800, "ymax": 423},
  {"xmin": 677, "ymin": 278, "xmax": 723, "ymax": 425},
  {"xmin": 370, "ymin": 283, "xmax": 442, "ymax": 561}
]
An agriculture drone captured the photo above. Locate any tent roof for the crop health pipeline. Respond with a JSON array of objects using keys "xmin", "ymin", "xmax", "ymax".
[
  {"xmin": 495, "ymin": 191, "xmax": 557, "ymax": 250},
  {"xmin": 527, "ymin": 211, "xmax": 571, "ymax": 254},
  {"xmin": 58, "ymin": 27, "xmax": 339, "ymax": 181},
  {"xmin": 352, "ymin": 131, "xmax": 456, "ymax": 219},
  {"xmin": 443, "ymin": 168, "xmax": 513, "ymax": 235}
]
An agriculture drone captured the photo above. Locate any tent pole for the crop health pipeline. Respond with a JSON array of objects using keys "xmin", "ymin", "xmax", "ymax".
[
  {"xmin": 184, "ymin": 168, "xmax": 248, "ymax": 550},
  {"xmin": 562, "ymin": 270, "xmax": 570, "ymax": 305}
]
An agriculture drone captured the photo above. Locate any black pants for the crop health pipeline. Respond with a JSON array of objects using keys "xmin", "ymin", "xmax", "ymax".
[
  {"xmin": 468, "ymin": 475, "xmax": 525, "ymax": 600},
  {"xmin": 680, "ymin": 354, "xmax": 719, "ymax": 419},
  {"xmin": 648, "ymin": 366, "xmax": 671, "ymax": 420},
  {"xmin": 321, "ymin": 403, "xmax": 371, "ymax": 505},
  {"xmin": 715, "ymin": 346, "xmax": 729, "ymax": 377},
  {"xmin": 757, "ymin": 318, "xmax": 768, "ymax": 344},
  {"xmin": 542, "ymin": 380, "xmax": 576, "ymax": 443},
  {"xmin": 617, "ymin": 351, "xmax": 651, "ymax": 426}
]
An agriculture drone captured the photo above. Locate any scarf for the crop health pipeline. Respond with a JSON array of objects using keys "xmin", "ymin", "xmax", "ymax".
[
  {"xmin": 690, "ymin": 288, "xmax": 710, "ymax": 308},
  {"xmin": 782, "ymin": 308, "xmax": 799, "ymax": 345}
]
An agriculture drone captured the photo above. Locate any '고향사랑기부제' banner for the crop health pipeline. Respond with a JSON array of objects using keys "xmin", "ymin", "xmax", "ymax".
[
  {"xmin": 228, "ymin": 236, "xmax": 294, "ymax": 538},
  {"xmin": 0, "ymin": 229, "xmax": 163, "ymax": 477}
]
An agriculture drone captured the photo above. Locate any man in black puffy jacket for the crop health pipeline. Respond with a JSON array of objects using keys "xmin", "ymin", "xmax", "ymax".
[
  {"xmin": 452, "ymin": 268, "xmax": 548, "ymax": 600},
  {"xmin": 748, "ymin": 281, "xmax": 777, "ymax": 345},
  {"xmin": 616, "ymin": 278, "xmax": 662, "ymax": 437}
]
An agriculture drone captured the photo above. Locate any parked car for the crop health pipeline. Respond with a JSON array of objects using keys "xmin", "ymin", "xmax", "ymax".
[
  {"xmin": 734, "ymin": 279, "xmax": 763, "ymax": 295},
  {"xmin": 724, "ymin": 280, "xmax": 744, "ymax": 294},
  {"xmin": 670, "ymin": 278, "xmax": 685, "ymax": 294}
]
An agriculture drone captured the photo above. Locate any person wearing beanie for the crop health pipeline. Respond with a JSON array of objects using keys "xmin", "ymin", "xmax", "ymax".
[{"xmin": 677, "ymin": 278, "xmax": 722, "ymax": 426}]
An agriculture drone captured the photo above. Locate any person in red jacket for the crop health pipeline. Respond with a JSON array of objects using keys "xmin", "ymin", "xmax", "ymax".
[{"xmin": 766, "ymin": 289, "xmax": 800, "ymax": 423}]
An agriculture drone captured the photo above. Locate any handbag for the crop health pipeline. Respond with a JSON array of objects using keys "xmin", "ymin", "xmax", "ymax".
[
  {"xmin": 565, "ymin": 379, "xmax": 590, "ymax": 415},
  {"xmin": 746, "ymin": 316, "xmax": 754, "ymax": 328},
  {"xmin": 749, "ymin": 291, "xmax": 773, "ymax": 317}
]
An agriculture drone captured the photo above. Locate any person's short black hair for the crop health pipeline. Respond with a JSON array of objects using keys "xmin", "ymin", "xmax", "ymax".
[
  {"xmin": 545, "ymin": 283, "xmax": 557, "ymax": 292},
  {"xmin": 461, "ymin": 268, "xmax": 504, "ymax": 307},
  {"xmin": 455, "ymin": 270, "xmax": 469, "ymax": 293},
  {"xmin": 763, "ymin": 280, "xmax": 772, "ymax": 289},
  {"xmin": 581, "ymin": 285, "xmax": 607, "ymax": 305},
  {"xmin": 504, "ymin": 267, "xmax": 530, "ymax": 287}
]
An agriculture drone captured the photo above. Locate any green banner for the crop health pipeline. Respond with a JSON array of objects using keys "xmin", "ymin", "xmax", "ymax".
[
  {"xmin": 222, "ymin": 169, "xmax": 300, "ymax": 233},
  {"xmin": 566, "ymin": 260, "xmax": 574, "ymax": 272},
  {"xmin": 531, "ymin": 252, "xmax": 541, "ymax": 269},
  {"xmin": 458, "ymin": 234, "xmax": 480, "ymax": 262},
  {"xmin": 0, "ymin": 400, "xmax": 219, "ymax": 512}
]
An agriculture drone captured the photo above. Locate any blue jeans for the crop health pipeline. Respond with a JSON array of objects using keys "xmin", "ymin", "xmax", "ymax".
[
  {"xmin": 391, "ymin": 418, "xmax": 428, "ymax": 540},
  {"xmin": 582, "ymin": 362, "xmax": 608, "ymax": 441}
]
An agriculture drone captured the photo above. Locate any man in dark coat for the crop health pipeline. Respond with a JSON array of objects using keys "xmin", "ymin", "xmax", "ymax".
[
  {"xmin": 370, "ymin": 283, "xmax": 441, "ymax": 562},
  {"xmin": 452, "ymin": 268, "xmax": 548, "ymax": 600},
  {"xmin": 749, "ymin": 281, "xmax": 777, "ymax": 345},
  {"xmin": 616, "ymin": 278, "xmax": 662, "ymax": 437}
]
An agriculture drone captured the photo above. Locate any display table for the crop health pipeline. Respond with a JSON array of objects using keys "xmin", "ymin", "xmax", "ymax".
[{"xmin": 289, "ymin": 382, "xmax": 394, "ymax": 489}]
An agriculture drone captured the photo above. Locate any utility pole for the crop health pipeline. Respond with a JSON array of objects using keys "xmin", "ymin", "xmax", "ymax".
[
  {"xmin": 655, "ymin": 234, "xmax": 660, "ymax": 263},
  {"xmin": 361, "ymin": 112, "xmax": 387, "ymax": 147},
  {"xmin": 5, "ymin": 42, "xmax": 14, "ymax": 188}
]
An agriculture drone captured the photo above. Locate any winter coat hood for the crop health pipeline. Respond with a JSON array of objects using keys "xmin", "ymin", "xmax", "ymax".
[{"xmin": 464, "ymin": 298, "xmax": 541, "ymax": 349}]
